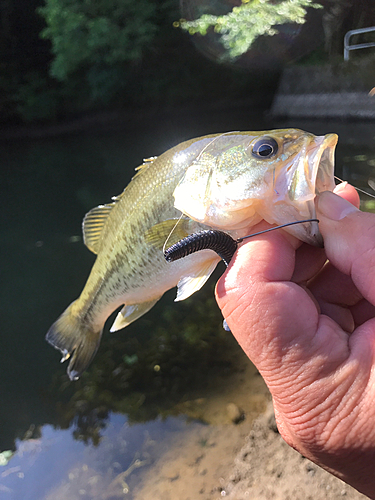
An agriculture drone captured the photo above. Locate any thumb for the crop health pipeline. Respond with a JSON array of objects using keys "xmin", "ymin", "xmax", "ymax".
[{"xmin": 317, "ymin": 191, "xmax": 375, "ymax": 305}]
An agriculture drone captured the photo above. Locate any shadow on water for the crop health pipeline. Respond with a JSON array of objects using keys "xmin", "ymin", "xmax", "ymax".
[{"xmin": 1, "ymin": 105, "xmax": 375, "ymax": 499}]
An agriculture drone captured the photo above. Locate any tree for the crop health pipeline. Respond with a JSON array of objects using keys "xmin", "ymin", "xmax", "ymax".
[
  {"xmin": 38, "ymin": 0, "xmax": 158, "ymax": 81},
  {"xmin": 178, "ymin": 0, "xmax": 323, "ymax": 59},
  {"xmin": 0, "ymin": 0, "xmax": 52, "ymax": 122}
]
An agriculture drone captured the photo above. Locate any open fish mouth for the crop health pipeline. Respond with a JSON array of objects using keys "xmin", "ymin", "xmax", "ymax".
[
  {"xmin": 311, "ymin": 133, "xmax": 338, "ymax": 195},
  {"xmin": 282, "ymin": 132, "xmax": 338, "ymax": 203},
  {"xmin": 268, "ymin": 132, "xmax": 338, "ymax": 246},
  {"xmin": 301, "ymin": 132, "xmax": 338, "ymax": 245}
]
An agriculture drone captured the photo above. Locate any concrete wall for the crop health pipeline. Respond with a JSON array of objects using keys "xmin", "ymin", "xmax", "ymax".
[{"xmin": 270, "ymin": 63, "xmax": 375, "ymax": 119}]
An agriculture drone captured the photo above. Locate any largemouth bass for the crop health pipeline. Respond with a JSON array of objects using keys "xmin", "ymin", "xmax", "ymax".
[{"xmin": 46, "ymin": 129, "xmax": 337, "ymax": 380}]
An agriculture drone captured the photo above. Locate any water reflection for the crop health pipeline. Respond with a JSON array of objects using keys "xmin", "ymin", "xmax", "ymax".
[{"xmin": 0, "ymin": 414, "xmax": 199, "ymax": 500}]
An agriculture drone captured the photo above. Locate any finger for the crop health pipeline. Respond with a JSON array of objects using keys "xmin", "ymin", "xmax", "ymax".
[
  {"xmin": 308, "ymin": 262, "xmax": 362, "ymax": 333},
  {"xmin": 292, "ymin": 183, "xmax": 361, "ymax": 325},
  {"xmin": 291, "ymin": 183, "xmax": 359, "ymax": 284},
  {"xmin": 316, "ymin": 191, "xmax": 375, "ymax": 305},
  {"xmin": 309, "ymin": 262, "xmax": 361, "ymax": 306},
  {"xmin": 333, "ymin": 181, "xmax": 360, "ymax": 207},
  {"xmin": 291, "ymin": 243, "xmax": 326, "ymax": 283},
  {"xmin": 351, "ymin": 299, "xmax": 375, "ymax": 328}
]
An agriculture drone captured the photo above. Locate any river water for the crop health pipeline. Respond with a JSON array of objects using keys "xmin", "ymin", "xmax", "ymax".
[{"xmin": 1, "ymin": 106, "xmax": 374, "ymax": 499}]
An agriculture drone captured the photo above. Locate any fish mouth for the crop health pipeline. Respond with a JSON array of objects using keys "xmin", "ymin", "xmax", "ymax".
[
  {"xmin": 273, "ymin": 132, "xmax": 338, "ymax": 246},
  {"xmin": 308, "ymin": 133, "xmax": 338, "ymax": 196},
  {"xmin": 299, "ymin": 133, "xmax": 338, "ymax": 246},
  {"xmin": 286, "ymin": 132, "xmax": 338, "ymax": 201}
]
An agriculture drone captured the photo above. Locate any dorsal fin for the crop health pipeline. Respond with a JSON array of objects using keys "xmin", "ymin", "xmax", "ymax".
[
  {"xmin": 81, "ymin": 156, "xmax": 158, "ymax": 254},
  {"xmin": 132, "ymin": 156, "xmax": 157, "ymax": 179},
  {"xmin": 82, "ymin": 203, "xmax": 114, "ymax": 254},
  {"xmin": 141, "ymin": 156, "xmax": 157, "ymax": 164}
]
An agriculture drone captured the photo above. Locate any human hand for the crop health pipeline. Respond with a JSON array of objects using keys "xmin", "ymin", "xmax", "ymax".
[{"xmin": 215, "ymin": 183, "xmax": 375, "ymax": 498}]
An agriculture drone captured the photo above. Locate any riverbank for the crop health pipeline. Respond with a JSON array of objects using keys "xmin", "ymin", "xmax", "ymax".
[
  {"xmin": 132, "ymin": 357, "xmax": 367, "ymax": 500},
  {"xmin": 271, "ymin": 91, "xmax": 375, "ymax": 119},
  {"xmin": 270, "ymin": 58, "xmax": 375, "ymax": 119}
]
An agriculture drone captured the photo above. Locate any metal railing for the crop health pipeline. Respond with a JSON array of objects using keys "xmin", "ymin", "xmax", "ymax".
[{"xmin": 344, "ymin": 26, "xmax": 375, "ymax": 61}]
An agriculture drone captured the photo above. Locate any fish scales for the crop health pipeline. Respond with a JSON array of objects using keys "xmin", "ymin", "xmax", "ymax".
[
  {"xmin": 46, "ymin": 129, "xmax": 337, "ymax": 380},
  {"xmin": 73, "ymin": 144, "xmax": 211, "ymax": 315}
]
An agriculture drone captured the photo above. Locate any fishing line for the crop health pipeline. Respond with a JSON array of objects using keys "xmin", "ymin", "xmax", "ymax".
[
  {"xmin": 162, "ymin": 212, "xmax": 184, "ymax": 254},
  {"xmin": 237, "ymin": 219, "xmax": 319, "ymax": 243},
  {"xmin": 195, "ymin": 131, "xmax": 238, "ymax": 162},
  {"xmin": 334, "ymin": 175, "xmax": 375, "ymax": 199}
]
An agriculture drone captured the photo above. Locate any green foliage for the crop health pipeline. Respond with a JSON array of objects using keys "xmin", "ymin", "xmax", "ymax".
[
  {"xmin": 15, "ymin": 72, "xmax": 60, "ymax": 121},
  {"xmin": 179, "ymin": 0, "xmax": 323, "ymax": 59},
  {"xmin": 0, "ymin": 0, "xmax": 275, "ymax": 123},
  {"xmin": 38, "ymin": 0, "xmax": 158, "ymax": 81}
]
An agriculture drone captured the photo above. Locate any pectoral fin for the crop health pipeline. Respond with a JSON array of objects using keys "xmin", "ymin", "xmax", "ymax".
[
  {"xmin": 110, "ymin": 298, "xmax": 160, "ymax": 332},
  {"xmin": 144, "ymin": 218, "xmax": 197, "ymax": 251},
  {"xmin": 175, "ymin": 258, "xmax": 219, "ymax": 302}
]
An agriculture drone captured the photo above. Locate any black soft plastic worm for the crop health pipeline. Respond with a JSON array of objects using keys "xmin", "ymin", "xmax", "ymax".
[
  {"xmin": 163, "ymin": 219, "xmax": 320, "ymax": 268},
  {"xmin": 164, "ymin": 229, "xmax": 238, "ymax": 267}
]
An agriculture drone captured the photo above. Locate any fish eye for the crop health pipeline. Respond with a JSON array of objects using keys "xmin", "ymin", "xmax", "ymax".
[{"xmin": 251, "ymin": 137, "xmax": 278, "ymax": 159}]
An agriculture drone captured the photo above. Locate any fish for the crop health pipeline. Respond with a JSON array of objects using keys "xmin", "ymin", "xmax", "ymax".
[{"xmin": 46, "ymin": 129, "xmax": 337, "ymax": 380}]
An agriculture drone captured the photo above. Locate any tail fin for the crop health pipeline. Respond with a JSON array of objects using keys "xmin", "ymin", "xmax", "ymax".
[{"xmin": 46, "ymin": 301, "xmax": 102, "ymax": 381}]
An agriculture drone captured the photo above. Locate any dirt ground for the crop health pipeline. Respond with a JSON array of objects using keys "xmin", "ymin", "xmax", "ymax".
[{"xmin": 133, "ymin": 353, "xmax": 368, "ymax": 500}]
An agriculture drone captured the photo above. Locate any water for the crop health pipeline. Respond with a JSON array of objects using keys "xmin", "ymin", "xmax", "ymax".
[
  {"xmin": 1, "ymin": 108, "xmax": 374, "ymax": 499},
  {"xmin": 0, "ymin": 414, "xmax": 197, "ymax": 500}
]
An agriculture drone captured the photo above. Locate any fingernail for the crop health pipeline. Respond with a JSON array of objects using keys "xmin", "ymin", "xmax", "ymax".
[
  {"xmin": 317, "ymin": 191, "xmax": 359, "ymax": 221},
  {"xmin": 333, "ymin": 181, "xmax": 347, "ymax": 194}
]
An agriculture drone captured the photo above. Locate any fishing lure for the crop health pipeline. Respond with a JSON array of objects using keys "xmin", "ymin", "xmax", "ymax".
[{"xmin": 164, "ymin": 219, "xmax": 320, "ymax": 267}]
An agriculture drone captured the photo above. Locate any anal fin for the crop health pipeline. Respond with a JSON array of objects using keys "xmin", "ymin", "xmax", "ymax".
[{"xmin": 110, "ymin": 298, "xmax": 160, "ymax": 332}]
